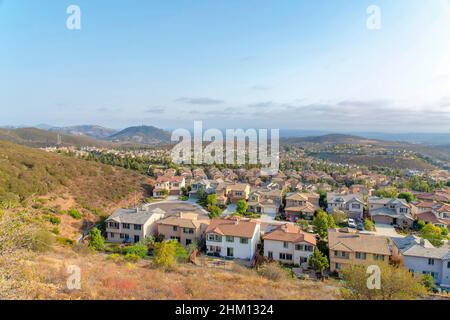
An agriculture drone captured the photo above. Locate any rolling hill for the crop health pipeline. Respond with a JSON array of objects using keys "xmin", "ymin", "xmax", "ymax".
[
  {"xmin": 106, "ymin": 125, "xmax": 172, "ymax": 144},
  {"xmin": 49, "ymin": 125, "xmax": 118, "ymax": 139},
  {"xmin": 0, "ymin": 127, "xmax": 109, "ymax": 148},
  {"xmin": 282, "ymin": 134, "xmax": 390, "ymax": 146}
]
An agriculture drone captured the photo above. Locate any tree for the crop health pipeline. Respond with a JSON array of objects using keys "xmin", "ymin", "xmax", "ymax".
[
  {"xmin": 208, "ymin": 205, "xmax": 222, "ymax": 218},
  {"xmin": 308, "ymin": 248, "xmax": 329, "ymax": 278},
  {"xmin": 375, "ymin": 187, "xmax": 398, "ymax": 199},
  {"xmin": 88, "ymin": 227, "xmax": 105, "ymax": 251},
  {"xmin": 364, "ymin": 218, "xmax": 375, "ymax": 231},
  {"xmin": 153, "ymin": 240, "xmax": 177, "ymax": 269},
  {"xmin": 340, "ymin": 262, "xmax": 427, "ymax": 300},
  {"xmin": 297, "ymin": 219, "xmax": 310, "ymax": 231},
  {"xmin": 318, "ymin": 189, "xmax": 327, "ymax": 209},
  {"xmin": 421, "ymin": 273, "xmax": 436, "ymax": 292},
  {"xmin": 420, "ymin": 223, "xmax": 445, "ymax": 247},
  {"xmin": 331, "ymin": 210, "xmax": 347, "ymax": 226},
  {"xmin": 398, "ymin": 192, "xmax": 416, "ymax": 203},
  {"xmin": 236, "ymin": 200, "xmax": 248, "ymax": 215},
  {"xmin": 312, "ymin": 210, "xmax": 336, "ymax": 239},
  {"xmin": 207, "ymin": 194, "xmax": 217, "ymax": 207}
]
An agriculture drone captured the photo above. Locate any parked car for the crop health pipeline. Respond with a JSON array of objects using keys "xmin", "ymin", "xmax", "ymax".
[
  {"xmin": 348, "ymin": 218, "xmax": 357, "ymax": 229},
  {"xmin": 357, "ymin": 223, "xmax": 364, "ymax": 231}
]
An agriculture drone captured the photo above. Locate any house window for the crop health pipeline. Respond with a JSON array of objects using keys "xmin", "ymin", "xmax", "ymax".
[
  {"xmin": 208, "ymin": 234, "xmax": 221, "ymax": 242},
  {"xmin": 110, "ymin": 233, "xmax": 115, "ymax": 238},
  {"xmin": 295, "ymin": 244, "xmax": 303, "ymax": 251},
  {"xmin": 334, "ymin": 251, "xmax": 349, "ymax": 259},
  {"xmin": 170, "ymin": 236, "xmax": 181, "ymax": 242},
  {"xmin": 268, "ymin": 251, "xmax": 273, "ymax": 259},
  {"xmin": 134, "ymin": 235, "xmax": 140, "ymax": 243},
  {"xmin": 120, "ymin": 233, "xmax": 125, "ymax": 239},
  {"xmin": 134, "ymin": 224, "xmax": 142, "ymax": 230},
  {"xmin": 300, "ymin": 257, "xmax": 308, "ymax": 264},
  {"xmin": 122, "ymin": 223, "xmax": 130, "ymax": 229},
  {"xmin": 400, "ymin": 208, "xmax": 408, "ymax": 213},
  {"xmin": 283, "ymin": 241, "xmax": 289, "ymax": 248},
  {"xmin": 186, "ymin": 239, "xmax": 192, "ymax": 246},
  {"xmin": 227, "ymin": 247, "xmax": 234, "ymax": 257},
  {"xmin": 279, "ymin": 253, "xmax": 293, "ymax": 261},
  {"xmin": 423, "ymin": 271, "xmax": 438, "ymax": 279},
  {"xmin": 109, "ymin": 222, "xmax": 119, "ymax": 229},
  {"xmin": 240, "ymin": 238, "xmax": 248, "ymax": 244},
  {"xmin": 226, "ymin": 236, "xmax": 234, "ymax": 243},
  {"xmin": 335, "ymin": 263, "xmax": 341, "ymax": 270},
  {"xmin": 183, "ymin": 228, "xmax": 194, "ymax": 234},
  {"xmin": 352, "ymin": 204, "xmax": 361, "ymax": 209},
  {"xmin": 356, "ymin": 252, "xmax": 367, "ymax": 260},
  {"xmin": 172, "ymin": 226, "xmax": 178, "ymax": 232},
  {"xmin": 428, "ymin": 258, "xmax": 435, "ymax": 266},
  {"xmin": 447, "ymin": 262, "xmax": 450, "ymax": 269},
  {"xmin": 374, "ymin": 254, "xmax": 385, "ymax": 261}
]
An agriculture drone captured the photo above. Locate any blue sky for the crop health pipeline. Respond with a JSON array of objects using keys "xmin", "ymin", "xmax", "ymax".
[{"xmin": 1, "ymin": 0, "xmax": 450, "ymax": 132}]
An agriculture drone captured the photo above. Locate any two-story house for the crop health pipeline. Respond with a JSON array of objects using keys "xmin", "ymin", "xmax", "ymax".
[
  {"xmin": 156, "ymin": 212, "xmax": 210, "ymax": 247},
  {"xmin": 263, "ymin": 223, "xmax": 316, "ymax": 266},
  {"xmin": 205, "ymin": 217, "xmax": 260, "ymax": 260},
  {"xmin": 153, "ymin": 176, "xmax": 186, "ymax": 197},
  {"xmin": 105, "ymin": 206, "xmax": 166, "ymax": 243},
  {"xmin": 327, "ymin": 193, "xmax": 364, "ymax": 219},
  {"xmin": 392, "ymin": 235, "xmax": 450, "ymax": 288},
  {"xmin": 247, "ymin": 189, "xmax": 282, "ymax": 215},
  {"xmin": 368, "ymin": 197, "xmax": 415, "ymax": 228},
  {"xmin": 226, "ymin": 183, "xmax": 251, "ymax": 204},
  {"xmin": 328, "ymin": 228, "xmax": 392, "ymax": 273},
  {"xmin": 284, "ymin": 192, "xmax": 319, "ymax": 221}
]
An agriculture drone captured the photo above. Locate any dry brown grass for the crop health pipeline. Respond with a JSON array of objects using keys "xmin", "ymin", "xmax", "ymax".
[{"xmin": 24, "ymin": 247, "xmax": 339, "ymax": 300}]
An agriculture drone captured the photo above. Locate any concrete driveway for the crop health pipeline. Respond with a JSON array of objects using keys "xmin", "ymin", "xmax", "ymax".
[{"xmin": 371, "ymin": 223, "xmax": 403, "ymax": 238}]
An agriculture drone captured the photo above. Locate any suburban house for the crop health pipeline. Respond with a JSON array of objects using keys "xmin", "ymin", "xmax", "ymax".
[
  {"xmin": 263, "ymin": 223, "xmax": 316, "ymax": 266},
  {"xmin": 284, "ymin": 192, "xmax": 319, "ymax": 221},
  {"xmin": 156, "ymin": 212, "xmax": 210, "ymax": 247},
  {"xmin": 328, "ymin": 228, "xmax": 392, "ymax": 273},
  {"xmin": 247, "ymin": 189, "xmax": 282, "ymax": 215},
  {"xmin": 226, "ymin": 183, "xmax": 251, "ymax": 203},
  {"xmin": 327, "ymin": 193, "xmax": 364, "ymax": 219},
  {"xmin": 349, "ymin": 184, "xmax": 370, "ymax": 196},
  {"xmin": 205, "ymin": 217, "xmax": 260, "ymax": 260},
  {"xmin": 368, "ymin": 197, "xmax": 415, "ymax": 228},
  {"xmin": 105, "ymin": 205, "xmax": 166, "ymax": 243},
  {"xmin": 189, "ymin": 179, "xmax": 214, "ymax": 198},
  {"xmin": 392, "ymin": 235, "xmax": 450, "ymax": 288},
  {"xmin": 153, "ymin": 176, "xmax": 186, "ymax": 197}
]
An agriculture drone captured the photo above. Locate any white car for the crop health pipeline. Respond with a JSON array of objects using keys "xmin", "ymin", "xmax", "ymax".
[{"xmin": 348, "ymin": 218, "xmax": 357, "ymax": 229}]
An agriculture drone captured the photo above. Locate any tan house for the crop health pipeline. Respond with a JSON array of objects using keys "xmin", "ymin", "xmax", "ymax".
[
  {"xmin": 284, "ymin": 192, "xmax": 319, "ymax": 221},
  {"xmin": 263, "ymin": 223, "xmax": 317, "ymax": 266},
  {"xmin": 226, "ymin": 183, "xmax": 251, "ymax": 203},
  {"xmin": 156, "ymin": 212, "xmax": 210, "ymax": 247},
  {"xmin": 328, "ymin": 228, "xmax": 392, "ymax": 273},
  {"xmin": 153, "ymin": 176, "xmax": 186, "ymax": 197}
]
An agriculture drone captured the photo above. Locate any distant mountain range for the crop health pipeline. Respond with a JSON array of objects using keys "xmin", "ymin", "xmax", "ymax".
[
  {"xmin": 106, "ymin": 125, "xmax": 171, "ymax": 144},
  {"xmin": 282, "ymin": 134, "xmax": 385, "ymax": 146},
  {"xmin": 49, "ymin": 125, "xmax": 118, "ymax": 139}
]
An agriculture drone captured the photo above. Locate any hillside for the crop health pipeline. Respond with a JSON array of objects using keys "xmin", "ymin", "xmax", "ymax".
[
  {"xmin": 107, "ymin": 125, "xmax": 171, "ymax": 145},
  {"xmin": 0, "ymin": 127, "xmax": 108, "ymax": 148},
  {"xmin": 0, "ymin": 141, "xmax": 149, "ymax": 238},
  {"xmin": 49, "ymin": 125, "xmax": 118, "ymax": 139},
  {"xmin": 282, "ymin": 134, "xmax": 388, "ymax": 146}
]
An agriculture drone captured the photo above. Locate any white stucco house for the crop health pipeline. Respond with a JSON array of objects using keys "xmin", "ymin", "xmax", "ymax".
[
  {"xmin": 263, "ymin": 223, "xmax": 317, "ymax": 267},
  {"xmin": 205, "ymin": 217, "xmax": 260, "ymax": 260},
  {"xmin": 105, "ymin": 205, "xmax": 166, "ymax": 243},
  {"xmin": 393, "ymin": 235, "xmax": 450, "ymax": 288}
]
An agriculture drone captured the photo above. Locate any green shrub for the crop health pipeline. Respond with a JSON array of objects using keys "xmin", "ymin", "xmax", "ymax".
[
  {"xmin": 88, "ymin": 227, "xmax": 105, "ymax": 251},
  {"xmin": 67, "ymin": 208, "xmax": 82, "ymax": 220},
  {"xmin": 46, "ymin": 215, "xmax": 61, "ymax": 225},
  {"xmin": 124, "ymin": 253, "xmax": 140, "ymax": 262},
  {"xmin": 123, "ymin": 243, "xmax": 148, "ymax": 258}
]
